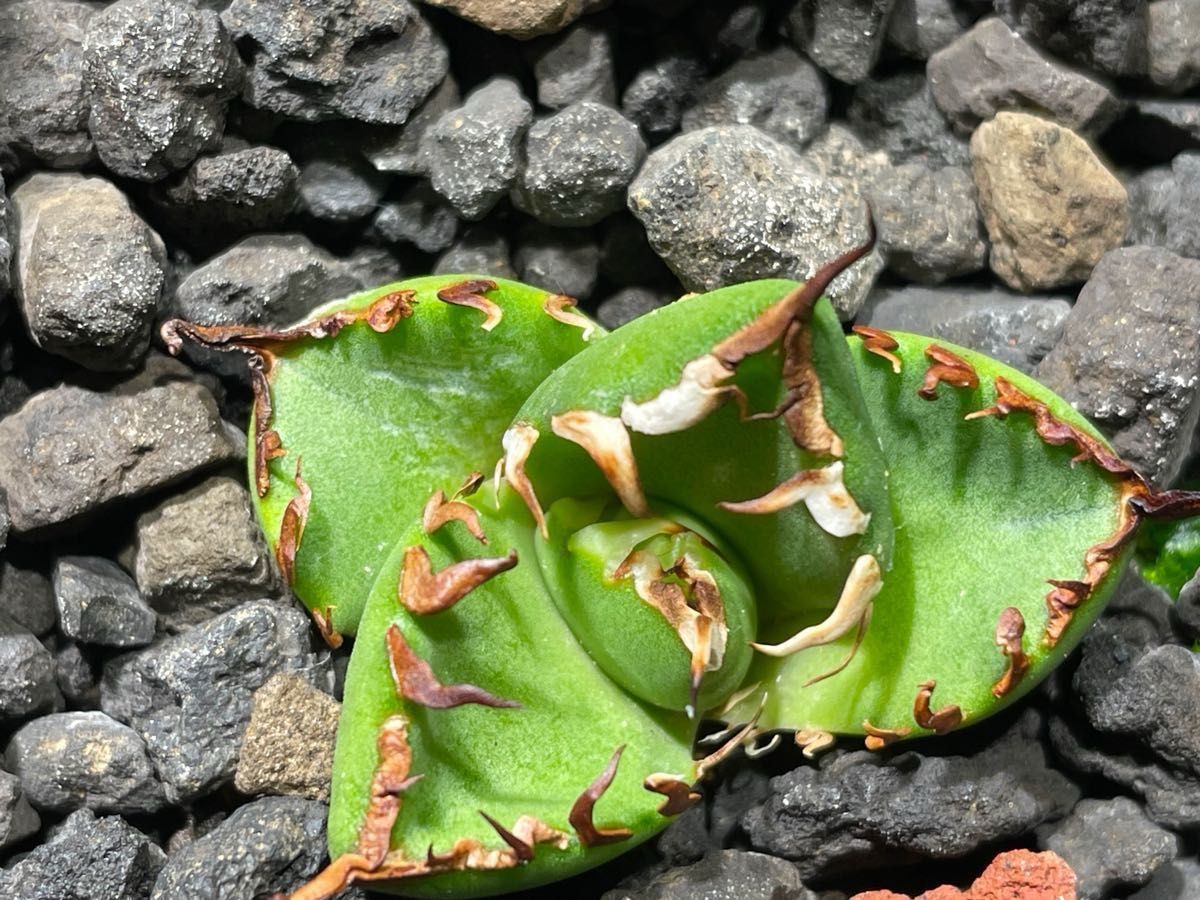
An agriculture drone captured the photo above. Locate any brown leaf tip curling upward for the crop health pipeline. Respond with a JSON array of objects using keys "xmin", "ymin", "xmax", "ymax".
[
  {"xmin": 918, "ymin": 344, "xmax": 979, "ymax": 401},
  {"xmin": 437, "ymin": 279, "xmax": 503, "ymax": 331},
  {"xmin": 275, "ymin": 459, "xmax": 312, "ymax": 588},
  {"xmin": 912, "ymin": 680, "xmax": 963, "ymax": 734},
  {"xmin": 992, "ymin": 606, "xmax": 1029, "ymax": 698},
  {"xmin": 551, "ymin": 410, "xmax": 650, "ymax": 517},
  {"xmin": 310, "ymin": 606, "xmax": 343, "ymax": 649},
  {"xmin": 570, "ymin": 745, "xmax": 633, "ymax": 847},
  {"xmin": 863, "ymin": 720, "xmax": 911, "ymax": 751},
  {"xmin": 794, "ymin": 729, "xmax": 836, "ymax": 759},
  {"xmin": 644, "ymin": 773, "xmax": 701, "ymax": 817},
  {"xmin": 422, "ymin": 490, "xmax": 488, "ymax": 544},
  {"xmin": 851, "ymin": 324, "xmax": 902, "ymax": 374},
  {"xmin": 543, "ymin": 294, "xmax": 596, "ymax": 341},
  {"xmin": 385, "ymin": 624, "xmax": 520, "ymax": 709},
  {"xmin": 398, "ymin": 545, "xmax": 518, "ymax": 615}
]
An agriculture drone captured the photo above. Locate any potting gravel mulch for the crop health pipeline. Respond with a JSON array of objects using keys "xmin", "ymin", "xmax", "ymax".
[{"xmin": 2, "ymin": 0, "xmax": 1200, "ymax": 897}]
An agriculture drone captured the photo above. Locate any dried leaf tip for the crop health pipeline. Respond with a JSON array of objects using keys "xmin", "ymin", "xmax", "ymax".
[
  {"xmin": 543, "ymin": 294, "xmax": 596, "ymax": 341},
  {"xmin": 644, "ymin": 774, "xmax": 701, "ymax": 817},
  {"xmin": 570, "ymin": 745, "xmax": 633, "ymax": 847},
  {"xmin": 918, "ymin": 344, "xmax": 978, "ymax": 401},
  {"xmin": 863, "ymin": 720, "xmax": 911, "ymax": 751},
  {"xmin": 398, "ymin": 545, "xmax": 517, "ymax": 615},
  {"xmin": 912, "ymin": 680, "xmax": 962, "ymax": 734},
  {"xmin": 852, "ymin": 325, "xmax": 902, "ymax": 374},
  {"xmin": 276, "ymin": 459, "xmax": 312, "ymax": 588},
  {"xmin": 386, "ymin": 624, "xmax": 520, "ymax": 709},
  {"xmin": 437, "ymin": 279, "xmax": 503, "ymax": 331},
  {"xmin": 310, "ymin": 606, "xmax": 343, "ymax": 649},
  {"xmin": 501, "ymin": 424, "xmax": 547, "ymax": 538},
  {"xmin": 992, "ymin": 606, "xmax": 1029, "ymax": 698},
  {"xmin": 719, "ymin": 461, "xmax": 870, "ymax": 538},
  {"xmin": 551, "ymin": 410, "xmax": 649, "ymax": 517},
  {"xmin": 795, "ymin": 729, "xmax": 836, "ymax": 759},
  {"xmin": 422, "ymin": 490, "xmax": 488, "ymax": 544}
]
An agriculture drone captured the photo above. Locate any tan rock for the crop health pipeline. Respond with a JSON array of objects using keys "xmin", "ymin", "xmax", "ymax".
[
  {"xmin": 234, "ymin": 673, "xmax": 339, "ymax": 802},
  {"xmin": 417, "ymin": 0, "xmax": 607, "ymax": 39},
  {"xmin": 970, "ymin": 111, "xmax": 1127, "ymax": 291}
]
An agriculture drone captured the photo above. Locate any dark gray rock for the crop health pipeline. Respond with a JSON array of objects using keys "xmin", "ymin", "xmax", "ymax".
[
  {"xmin": 5, "ymin": 711, "xmax": 166, "ymax": 814},
  {"xmin": 682, "ymin": 47, "xmax": 827, "ymax": 151},
  {"xmin": 151, "ymin": 796, "xmax": 327, "ymax": 900},
  {"xmin": 54, "ymin": 640, "xmax": 99, "ymax": 708},
  {"xmin": 928, "ymin": 18, "xmax": 1123, "ymax": 137},
  {"xmin": 1134, "ymin": 98, "xmax": 1200, "ymax": 146},
  {"xmin": 801, "ymin": 123, "xmax": 892, "ymax": 184},
  {"xmin": 515, "ymin": 102, "xmax": 646, "ymax": 227},
  {"xmin": 1125, "ymin": 164, "xmax": 1173, "ymax": 248},
  {"xmin": 744, "ymin": 709, "xmax": 1079, "ymax": 880},
  {"xmin": 0, "ymin": 808, "xmax": 165, "ymax": 899},
  {"xmin": 435, "ymin": 227, "xmax": 517, "ymax": 280},
  {"xmin": 151, "ymin": 144, "xmax": 299, "ymax": 243},
  {"xmin": 622, "ymin": 47, "xmax": 703, "ymax": 140},
  {"xmin": 0, "ymin": 562, "xmax": 57, "ymax": 637},
  {"xmin": 516, "ymin": 226, "xmax": 601, "ymax": 300},
  {"xmin": 0, "ymin": 364, "xmax": 239, "ymax": 536},
  {"xmin": 1037, "ymin": 246, "xmax": 1200, "ymax": 484},
  {"xmin": 995, "ymin": 0, "xmax": 1149, "ymax": 77},
  {"xmin": 533, "ymin": 20, "xmax": 616, "ymax": 110},
  {"xmin": 12, "ymin": 173, "xmax": 167, "ymax": 371},
  {"xmin": 885, "ymin": 0, "xmax": 967, "ymax": 58},
  {"xmin": 658, "ymin": 765, "xmax": 774, "ymax": 865},
  {"xmin": 599, "ymin": 215, "xmax": 674, "ymax": 287},
  {"xmin": 691, "ymin": 1, "xmax": 768, "ymax": 63},
  {"xmin": 421, "ymin": 78, "xmax": 533, "ymax": 221},
  {"xmin": 133, "ymin": 476, "xmax": 278, "ymax": 629},
  {"xmin": 53, "ymin": 556, "xmax": 156, "ymax": 648},
  {"xmin": 0, "ymin": 176, "xmax": 11, "ymax": 303},
  {"xmin": 1129, "ymin": 857, "xmax": 1200, "ymax": 899},
  {"xmin": 847, "ymin": 71, "xmax": 970, "ymax": 167},
  {"xmin": 1177, "ymin": 567, "xmax": 1200, "ymax": 641},
  {"xmin": 173, "ymin": 233, "xmax": 368, "ymax": 332},
  {"xmin": 0, "ymin": 768, "xmax": 39, "ymax": 851},
  {"xmin": 362, "ymin": 75, "xmax": 460, "ymax": 176},
  {"xmin": 297, "ymin": 150, "xmax": 387, "ymax": 224},
  {"xmin": 0, "ymin": 616, "xmax": 59, "ymax": 719},
  {"xmin": 100, "ymin": 600, "xmax": 332, "ymax": 803},
  {"xmin": 597, "ymin": 287, "xmax": 674, "ymax": 330},
  {"xmin": 372, "ymin": 182, "xmax": 459, "ymax": 254},
  {"xmin": 786, "ymin": 0, "xmax": 897, "ymax": 84},
  {"xmin": 223, "ymin": 0, "xmax": 449, "ymax": 124},
  {"xmin": 0, "ymin": 1, "xmax": 96, "ymax": 168},
  {"xmin": 628, "ymin": 125, "xmax": 882, "ymax": 318},
  {"xmin": 1164, "ymin": 152, "xmax": 1200, "ymax": 258},
  {"xmin": 602, "ymin": 850, "xmax": 812, "ymax": 900},
  {"xmin": 859, "ymin": 284, "xmax": 1070, "ymax": 374},
  {"xmin": 82, "ymin": 0, "xmax": 242, "ymax": 181},
  {"xmin": 1149, "ymin": 0, "xmax": 1200, "ymax": 92},
  {"xmin": 1039, "ymin": 797, "xmax": 1177, "ymax": 899},
  {"xmin": 866, "ymin": 163, "xmax": 987, "ymax": 283}
]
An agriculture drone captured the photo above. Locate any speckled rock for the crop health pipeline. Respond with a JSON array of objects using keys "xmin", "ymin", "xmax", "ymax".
[
  {"xmin": 532, "ymin": 20, "xmax": 616, "ymax": 109},
  {"xmin": 82, "ymin": 0, "xmax": 242, "ymax": 181},
  {"xmin": 5, "ymin": 711, "xmax": 166, "ymax": 814},
  {"xmin": 12, "ymin": 173, "xmax": 166, "ymax": 371},
  {"xmin": 847, "ymin": 71, "xmax": 970, "ymax": 167},
  {"xmin": 996, "ymin": 0, "xmax": 1149, "ymax": 77},
  {"xmin": 1149, "ymin": 0, "xmax": 1200, "ymax": 92},
  {"xmin": 150, "ymin": 795, "xmax": 327, "ymax": 899},
  {"xmin": 1036, "ymin": 246, "xmax": 1200, "ymax": 485},
  {"xmin": 234, "ymin": 673, "xmax": 339, "ymax": 801},
  {"xmin": 363, "ymin": 75, "xmax": 460, "ymax": 176},
  {"xmin": 0, "ymin": 364, "xmax": 239, "ymax": 536},
  {"xmin": 928, "ymin": 18, "xmax": 1124, "ymax": 137},
  {"xmin": 0, "ymin": 0, "xmax": 96, "ymax": 167},
  {"xmin": 801, "ymin": 123, "xmax": 891, "ymax": 184},
  {"xmin": 971, "ymin": 112, "xmax": 1128, "ymax": 291},
  {"xmin": 422, "ymin": 78, "xmax": 533, "ymax": 220},
  {"xmin": 1039, "ymin": 797, "xmax": 1177, "ymax": 899},
  {"xmin": 885, "ymin": 0, "xmax": 967, "ymax": 59},
  {"xmin": 100, "ymin": 600, "xmax": 332, "ymax": 803},
  {"xmin": 0, "ymin": 768, "xmax": 39, "ymax": 850},
  {"xmin": 52, "ymin": 556, "xmax": 156, "ymax": 648},
  {"xmin": 224, "ymin": 0, "xmax": 448, "ymax": 124},
  {"xmin": 682, "ymin": 46, "xmax": 828, "ymax": 151},
  {"xmin": 786, "ymin": 0, "xmax": 897, "ymax": 84},
  {"xmin": 622, "ymin": 45, "xmax": 703, "ymax": 140},
  {"xmin": 0, "ymin": 616, "xmax": 63, "ymax": 720},
  {"xmin": 628, "ymin": 125, "xmax": 882, "ymax": 318},
  {"xmin": 416, "ymin": 0, "xmax": 608, "ymax": 39},
  {"xmin": 514, "ymin": 101, "xmax": 646, "ymax": 227}
]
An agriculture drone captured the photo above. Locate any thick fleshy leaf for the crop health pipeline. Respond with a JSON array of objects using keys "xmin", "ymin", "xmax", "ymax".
[
  {"xmin": 329, "ymin": 486, "xmax": 696, "ymax": 897},
  {"xmin": 244, "ymin": 276, "xmax": 595, "ymax": 635}
]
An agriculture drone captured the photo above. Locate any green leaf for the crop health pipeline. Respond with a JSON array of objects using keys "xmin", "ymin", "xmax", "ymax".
[{"xmin": 1138, "ymin": 510, "xmax": 1200, "ymax": 597}]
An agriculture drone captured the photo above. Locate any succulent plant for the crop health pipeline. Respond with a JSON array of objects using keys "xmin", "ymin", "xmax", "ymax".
[{"xmin": 163, "ymin": 233, "xmax": 1200, "ymax": 899}]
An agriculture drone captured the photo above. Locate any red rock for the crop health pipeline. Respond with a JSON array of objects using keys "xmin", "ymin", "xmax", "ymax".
[{"xmin": 850, "ymin": 850, "xmax": 1077, "ymax": 900}]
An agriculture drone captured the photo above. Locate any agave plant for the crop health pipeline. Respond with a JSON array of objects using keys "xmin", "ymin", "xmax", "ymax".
[{"xmin": 162, "ymin": 232, "xmax": 1200, "ymax": 899}]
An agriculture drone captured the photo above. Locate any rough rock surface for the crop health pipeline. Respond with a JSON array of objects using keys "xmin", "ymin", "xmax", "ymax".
[
  {"xmin": 297, "ymin": 150, "xmax": 387, "ymax": 224},
  {"xmin": 363, "ymin": 75, "xmax": 460, "ymax": 176},
  {"xmin": 223, "ymin": 0, "xmax": 449, "ymax": 124},
  {"xmin": 0, "ymin": 1, "xmax": 96, "ymax": 167},
  {"xmin": 82, "ymin": 0, "xmax": 242, "ymax": 181},
  {"xmin": 0, "ymin": 616, "xmax": 60, "ymax": 719},
  {"xmin": 0, "ymin": 364, "xmax": 239, "ymax": 535},
  {"xmin": 12, "ymin": 173, "xmax": 167, "ymax": 371},
  {"xmin": 1039, "ymin": 797, "xmax": 1177, "ymax": 899},
  {"xmin": 1149, "ymin": 0, "xmax": 1200, "ymax": 92},
  {"xmin": 515, "ymin": 226, "xmax": 600, "ymax": 300},
  {"xmin": 928, "ymin": 18, "xmax": 1124, "ymax": 136},
  {"xmin": 970, "ymin": 111, "xmax": 1128, "ymax": 291},
  {"xmin": 682, "ymin": 46, "xmax": 828, "ymax": 151},
  {"xmin": 422, "ymin": 78, "xmax": 533, "ymax": 221},
  {"xmin": 885, "ymin": 0, "xmax": 967, "ymax": 59},
  {"xmin": 995, "ymin": 0, "xmax": 1149, "ymax": 78},
  {"xmin": 416, "ymin": 0, "xmax": 608, "ymax": 39},
  {"xmin": 0, "ymin": 561, "xmax": 57, "ymax": 636},
  {"xmin": 434, "ymin": 227, "xmax": 517, "ymax": 279},
  {"xmin": 628, "ymin": 125, "xmax": 882, "ymax": 318},
  {"xmin": 0, "ymin": 768, "xmax": 40, "ymax": 851},
  {"xmin": 622, "ymin": 46, "xmax": 703, "ymax": 140},
  {"xmin": 234, "ymin": 673, "xmax": 339, "ymax": 801},
  {"xmin": 5, "ymin": 710, "xmax": 166, "ymax": 814},
  {"xmin": 1036, "ymin": 246, "xmax": 1200, "ymax": 484},
  {"xmin": 514, "ymin": 101, "xmax": 646, "ymax": 227},
  {"xmin": 0, "ymin": 176, "xmax": 11, "ymax": 303},
  {"xmin": 0, "ymin": 808, "xmax": 166, "ymax": 900},
  {"xmin": 53, "ymin": 556, "xmax": 157, "ymax": 648},
  {"xmin": 150, "ymin": 795, "xmax": 327, "ymax": 899},
  {"xmin": 851, "ymin": 850, "xmax": 1078, "ymax": 900},
  {"xmin": 859, "ymin": 285, "xmax": 1070, "ymax": 374},
  {"xmin": 603, "ymin": 850, "xmax": 813, "ymax": 900},
  {"xmin": 533, "ymin": 20, "xmax": 616, "ymax": 110},
  {"xmin": 100, "ymin": 601, "xmax": 332, "ymax": 803},
  {"xmin": 787, "ymin": 0, "xmax": 897, "ymax": 84},
  {"xmin": 846, "ymin": 72, "xmax": 970, "ymax": 168},
  {"xmin": 744, "ymin": 710, "xmax": 1079, "ymax": 880}
]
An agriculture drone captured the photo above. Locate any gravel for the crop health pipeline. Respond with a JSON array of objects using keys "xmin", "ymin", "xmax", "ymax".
[
  {"xmin": 532, "ymin": 20, "xmax": 617, "ymax": 110},
  {"xmin": 52, "ymin": 556, "xmax": 157, "ymax": 648}
]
